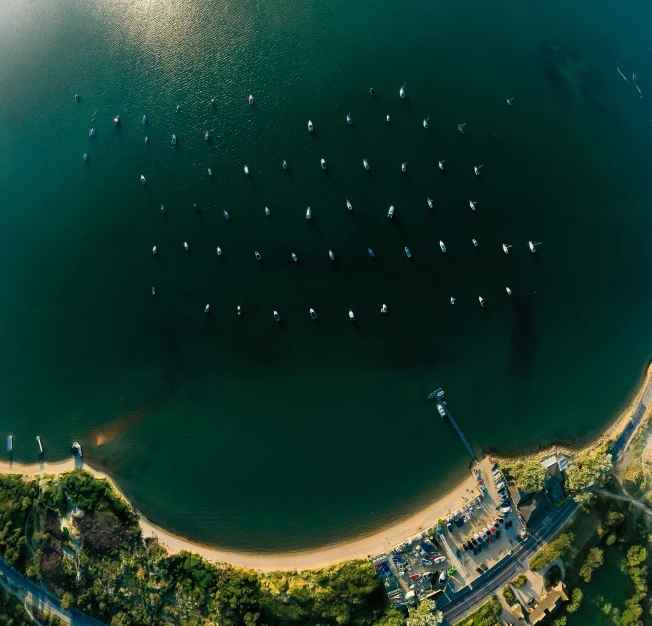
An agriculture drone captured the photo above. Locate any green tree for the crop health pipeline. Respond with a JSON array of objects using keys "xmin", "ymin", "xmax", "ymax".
[
  {"xmin": 529, "ymin": 533, "xmax": 574, "ymax": 571},
  {"xmin": 566, "ymin": 588, "xmax": 583, "ymax": 613},
  {"xmin": 553, "ymin": 618, "xmax": 567, "ymax": 626},
  {"xmin": 508, "ymin": 461, "xmax": 548, "ymax": 494},
  {"xmin": 60, "ymin": 592, "xmax": 74, "ymax": 610},
  {"xmin": 406, "ymin": 599, "xmax": 443, "ymax": 626},
  {"xmin": 579, "ymin": 547, "xmax": 604, "ymax": 583},
  {"xmin": 566, "ymin": 451, "xmax": 613, "ymax": 500}
]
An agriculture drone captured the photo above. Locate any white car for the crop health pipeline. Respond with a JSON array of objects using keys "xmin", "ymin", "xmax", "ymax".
[{"xmin": 433, "ymin": 556, "xmax": 446, "ymax": 565}]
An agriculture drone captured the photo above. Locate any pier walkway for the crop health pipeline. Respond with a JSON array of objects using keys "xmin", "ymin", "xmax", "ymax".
[{"xmin": 428, "ymin": 388, "xmax": 476, "ymax": 462}]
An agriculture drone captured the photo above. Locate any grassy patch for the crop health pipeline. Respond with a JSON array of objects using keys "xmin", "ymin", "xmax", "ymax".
[
  {"xmin": 502, "ymin": 586, "xmax": 515, "ymax": 604},
  {"xmin": 511, "ymin": 574, "xmax": 527, "ymax": 588},
  {"xmin": 454, "ymin": 595, "xmax": 502, "ymax": 626}
]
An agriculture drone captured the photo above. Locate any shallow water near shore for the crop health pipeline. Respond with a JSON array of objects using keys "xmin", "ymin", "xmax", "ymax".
[{"xmin": 2, "ymin": 0, "xmax": 652, "ymax": 552}]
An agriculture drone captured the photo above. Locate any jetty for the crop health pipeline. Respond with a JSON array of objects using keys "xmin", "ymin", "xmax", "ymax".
[{"xmin": 428, "ymin": 388, "xmax": 476, "ymax": 461}]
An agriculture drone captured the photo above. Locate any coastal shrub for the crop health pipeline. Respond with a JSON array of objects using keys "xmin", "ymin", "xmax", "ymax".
[
  {"xmin": 456, "ymin": 595, "xmax": 502, "ymax": 625},
  {"xmin": 0, "ymin": 474, "xmax": 37, "ymax": 571},
  {"xmin": 502, "ymin": 586, "xmax": 515, "ymax": 603},
  {"xmin": 507, "ymin": 461, "xmax": 548, "ymax": 494},
  {"xmin": 529, "ymin": 533, "xmax": 574, "ymax": 571},
  {"xmin": 578, "ymin": 547, "xmax": 604, "ymax": 583},
  {"xmin": 566, "ymin": 451, "xmax": 613, "ymax": 499},
  {"xmin": 406, "ymin": 598, "xmax": 443, "ymax": 626},
  {"xmin": 565, "ymin": 587, "xmax": 583, "ymax": 613},
  {"xmin": 622, "ymin": 463, "xmax": 646, "ymax": 498},
  {"xmin": 0, "ymin": 588, "xmax": 32, "ymax": 626},
  {"xmin": 512, "ymin": 574, "xmax": 527, "ymax": 588}
]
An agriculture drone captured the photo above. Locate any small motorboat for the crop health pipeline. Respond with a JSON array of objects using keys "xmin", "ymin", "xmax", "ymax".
[
  {"xmin": 71, "ymin": 442, "xmax": 83, "ymax": 457},
  {"xmin": 423, "ymin": 117, "xmax": 429, "ymax": 129},
  {"xmin": 368, "ymin": 248, "xmax": 374, "ymax": 257},
  {"xmin": 205, "ymin": 304, "xmax": 210, "ymax": 313},
  {"xmin": 265, "ymin": 207, "xmax": 270, "ymax": 216},
  {"xmin": 458, "ymin": 123, "xmax": 466, "ymax": 134},
  {"xmin": 224, "ymin": 210, "xmax": 230, "ymax": 220},
  {"xmin": 439, "ymin": 159, "xmax": 445, "ymax": 170},
  {"xmin": 184, "ymin": 241, "xmax": 189, "ymax": 251},
  {"xmin": 329, "ymin": 250, "xmax": 335, "ymax": 261},
  {"xmin": 244, "ymin": 165, "xmax": 249, "ymax": 175},
  {"xmin": 89, "ymin": 128, "xmax": 95, "ymax": 137},
  {"xmin": 141, "ymin": 175, "xmax": 147, "ymax": 184},
  {"xmin": 310, "ymin": 308, "xmax": 318, "ymax": 320},
  {"xmin": 346, "ymin": 199, "xmax": 353, "ymax": 211},
  {"xmin": 308, "ymin": 120, "xmax": 314, "ymax": 132},
  {"xmin": 502, "ymin": 243, "xmax": 512, "ymax": 254},
  {"xmin": 7, "ymin": 435, "xmax": 12, "ymax": 453},
  {"xmin": 216, "ymin": 246, "xmax": 222, "ymax": 256},
  {"xmin": 349, "ymin": 309, "xmax": 356, "ymax": 321},
  {"xmin": 176, "ymin": 105, "xmax": 181, "ymax": 111},
  {"xmin": 507, "ymin": 97, "xmax": 514, "ymax": 106},
  {"xmin": 292, "ymin": 252, "xmax": 298, "ymax": 262},
  {"xmin": 194, "ymin": 202, "xmax": 199, "ymax": 210},
  {"xmin": 388, "ymin": 205, "xmax": 395, "ymax": 218},
  {"xmin": 143, "ymin": 115, "xmax": 147, "ymax": 124},
  {"xmin": 205, "ymin": 131, "xmax": 210, "ymax": 141},
  {"xmin": 36, "ymin": 436, "xmax": 43, "ymax": 455},
  {"xmin": 283, "ymin": 160, "xmax": 288, "ymax": 170},
  {"xmin": 248, "ymin": 94, "xmax": 254, "ymax": 105},
  {"xmin": 74, "ymin": 94, "xmax": 80, "ymax": 102},
  {"xmin": 211, "ymin": 98, "xmax": 215, "ymax": 105},
  {"xmin": 472, "ymin": 239, "xmax": 479, "ymax": 247},
  {"xmin": 451, "ymin": 297, "xmax": 456, "ymax": 305},
  {"xmin": 506, "ymin": 287, "xmax": 513, "ymax": 295},
  {"xmin": 440, "ymin": 241, "xmax": 446, "ymax": 253},
  {"xmin": 274, "ymin": 311, "xmax": 280, "ymax": 322},
  {"xmin": 255, "ymin": 251, "xmax": 262, "ymax": 261},
  {"xmin": 405, "ymin": 247, "xmax": 412, "ymax": 258},
  {"xmin": 401, "ymin": 162, "xmax": 407, "ymax": 173},
  {"xmin": 529, "ymin": 240, "xmax": 540, "ymax": 252},
  {"xmin": 427, "ymin": 197, "xmax": 433, "ymax": 209},
  {"xmin": 474, "ymin": 164, "xmax": 483, "ymax": 176},
  {"xmin": 386, "ymin": 115, "xmax": 391, "ymax": 122},
  {"xmin": 400, "ymin": 84, "xmax": 406, "ymax": 98},
  {"xmin": 306, "ymin": 207, "xmax": 312, "ymax": 219},
  {"xmin": 370, "ymin": 88, "xmax": 375, "ymax": 95},
  {"xmin": 208, "ymin": 168, "xmax": 213, "ymax": 176},
  {"xmin": 321, "ymin": 158, "xmax": 326, "ymax": 170},
  {"xmin": 83, "ymin": 153, "xmax": 88, "ymax": 161},
  {"xmin": 151, "ymin": 286, "xmax": 156, "ymax": 295},
  {"xmin": 152, "ymin": 246, "xmax": 157, "ymax": 254},
  {"xmin": 347, "ymin": 113, "xmax": 352, "ymax": 124},
  {"xmin": 114, "ymin": 115, "xmax": 120, "ymax": 126},
  {"xmin": 172, "ymin": 134, "xmax": 177, "ymax": 145},
  {"xmin": 160, "ymin": 204, "xmax": 165, "ymax": 214},
  {"xmin": 237, "ymin": 305, "xmax": 242, "ymax": 316},
  {"xmin": 381, "ymin": 304, "xmax": 388, "ymax": 314},
  {"xmin": 479, "ymin": 297, "xmax": 486, "ymax": 307},
  {"xmin": 145, "ymin": 136, "xmax": 149, "ymax": 144},
  {"xmin": 363, "ymin": 159, "xmax": 370, "ymax": 170},
  {"xmin": 469, "ymin": 200, "xmax": 477, "ymax": 211}
]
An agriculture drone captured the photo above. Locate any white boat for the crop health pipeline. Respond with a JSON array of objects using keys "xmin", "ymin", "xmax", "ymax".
[
  {"xmin": 440, "ymin": 241, "xmax": 446, "ymax": 253},
  {"xmin": 329, "ymin": 250, "xmax": 335, "ymax": 261},
  {"xmin": 114, "ymin": 115, "xmax": 120, "ymax": 126},
  {"xmin": 346, "ymin": 199, "xmax": 353, "ymax": 211},
  {"xmin": 388, "ymin": 205, "xmax": 395, "ymax": 218},
  {"xmin": 321, "ymin": 159, "xmax": 326, "ymax": 170},
  {"xmin": 83, "ymin": 153, "xmax": 88, "ymax": 161},
  {"xmin": 308, "ymin": 120, "xmax": 314, "ymax": 132},
  {"xmin": 249, "ymin": 95, "xmax": 254, "ymax": 105},
  {"xmin": 451, "ymin": 297, "xmax": 456, "ymax": 305},
  {"xmin": 529, "ymin": 240, "xmax": 540, "ymax": 253},
  {"xmin": 400, "ymin": 84, "xmax": 406, "ymax": 98},
  {"xmin": 211, "ymin": 98, "xmax": 215, "ymax": 105},
  {"xmin": 145, "ymin": 136, "xmax": 149, "ymax": 144},
  {"xmin": 310, "ymin": 308, "xmax": 318, "ymax": 320},
  {"xmin": 405, "ymin": 247, "xmax": 411, "ymax": 258},
  {"xmin": 265, "ymin": 207, "xmax": 270, "ymax": 216},
  {"xmin": 368, "ymin": 248, "xmax": 374, "ymax": 257},
  {"xmin": 472, "ymin": 239, "xmax": 479, "ymax": 247},
  {"xmin": 160, "ymin": 204, "xmax": 165, "ymax": 214},
  {"xmin": 506, "ymin": 287, "xmax": 513, "ymax": 295},
  {"xmin": 349, "ymin": 309, "xmax": 355, "ymax": 321},
  {"xmin": 152, "ymin": 246, "xmax": 157, "ymax": 254},
  {"xmin": 255, "ymin": 251, "xmax": 262, "ymax": 261},
  {"xmin": 386, "ymin": 115, "xmax": 391, "ymax": 122},
  {"xmin": 363, "ymin": 159, "xmax": 370, "ymax": 170},
  {"xmin": 292, "ymin": 252, "xmax": 298, "ymax": 262},
  {"xmin": 507, "ymin": 97, "xmax": 514, "ymax": 106},
  {"xmin": 184, "ymin": 241, "xmax": 189, "ymax": 251},
  {"xmin": 194, "ymin": 202, "xmax": 199, "ymax": 211},
  {"xmin": 71, "ymin": 442, "xmax": 82, "ymax": 457},
  {"xmin": 401, "ymin": 162, "xmax": 407, "ymax": 173},
  {"xmin": 381, "ymin": 304, "xmax": 388, "ymax": 314},
  {"xmin": 427, "ymin": 197, "xmax": 433, "ymax": 209},
  {"xmin": 502, "ymin": 243, "xmax": 512, "ymax": 254},
  {"xmin": 6, "ymin": 436, "xmax": 12, "ymax": 452},
  {"xmin": 274, "ymin": 311, "xmax": 280, "ymax": 322},
  {"xmin": 469, "ymin": 200, "xmax": 477, "ymax": 211},
  {"xmin": 75, "ymin": 94, "xmax": 79, "ymax": 102},
  {"xmin": 205, "ymin": 131, "xmax": 210, "ymax": 141},
  {"xmin": 205, "ymin": 304, "xmax": 210, "ymax": 313},
  {"xmin": 141, "ymin": 175, "xmax": 147, "ymax": 184},
  {"xmin": 423, "ymin": 117, "xmax": 429, "ymax": 129},
  {"xmin": 143, "ymin": 115, "xmax": 147, "ymax": 124},
  {"xmin": 152, "ymin": 286, "xmax": 156, "ymax": 295},
  {"xmin": 458, "ymin": 123, "xmax": 466, "ymax": 134},
  {"xmin": 306, "ymin": 207, "xmax": 312, "ymax": 219},
  {"xmin": 283, "ymin": 160, "xmax": 288, "ymax": 170},
  {"xmin": 237, "ymin": 305, "xmax": 242, "ymax": 316},
  {"xmin": 244, "ymin": 165, "xmax": 250, "ymax": 175},
  {"xmin": 208, "ymin": 168, "xmax": 213, "ymax": 176},
  {"xmin": 479, "ymin": 297, "xmax": 486, "ymax": 307},
  {"xmin": 216, "ymin": 246, "xmax": 222, "ymax": 256},
  {"xmin": 172, "ymin": 134, "xmax": 177, "ymax": 145},
  {"xmin": 439, "ymin": 159, "xmax": 445, "ymax": 170},
  {"xmin": 474, "ymin": 164, "xmax": 483, "ymax": 176},
  {"xmin": 347, "ymin": 113, "xmax": 352, "ymax": 124},
  {"xmin": 224, "ymin": 210, "xmax": 230, "ymax": 220},
  {"xmin": 89, "ymin": 128, "xmax": 95, "ymax": 137},
  {"xmin": 36, "ymin": 436, "xmax": 43, "ymax": 455},
  {"xmin": 176, "ymin": 105, "xmax": 181, "ymax": 111}
]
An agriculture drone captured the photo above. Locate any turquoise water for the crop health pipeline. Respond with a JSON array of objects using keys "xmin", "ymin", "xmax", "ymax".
[{"xmin": 2, "ymin": 0, "xmax": 652, "ymax": 552}]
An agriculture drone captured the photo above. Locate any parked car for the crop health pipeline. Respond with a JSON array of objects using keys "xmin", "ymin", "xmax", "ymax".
[
  {"xmin": 480, "ymin": 563, "xmax": 489, "ymax": 572},
  {"xmin": 473, "ymin": 547, "xmax": 478, "ymax": 555},
  {"xmin": 495, "ymin": 530, "xmax": 501, "ymax": 539},
  {"xmin": 433, "ymin": 556, "xmax": 446, "ymax": 565},
  {"xmin": 439, "ymin": 571, "xmax": 448, "ymax": 585},
  {"xmin": 462, "ymin": 543, "xmax": 469, "ymax": 552},
  {"xmin": 447, "ymin": 523, "xmax": 453, "ymax": 533},
  {"xmin": 476, "ymin": 566, "xmax": 483, "ymax": 574}
]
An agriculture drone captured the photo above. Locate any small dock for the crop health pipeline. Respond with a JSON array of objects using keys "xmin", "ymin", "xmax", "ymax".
[{"xmin": 428, "ymin": 388, "xmax": 476, "ymax": 461}]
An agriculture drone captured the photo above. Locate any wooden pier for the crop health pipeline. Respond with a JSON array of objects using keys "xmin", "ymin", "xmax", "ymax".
[{"xmin": 428, "ymin": 388, "xmax": 476, "ymax": 461}]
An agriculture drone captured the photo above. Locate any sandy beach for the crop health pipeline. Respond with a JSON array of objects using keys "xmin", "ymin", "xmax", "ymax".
[{"xmin": 0, "ymin": 457, "xmax": 477, "ymax": 572}]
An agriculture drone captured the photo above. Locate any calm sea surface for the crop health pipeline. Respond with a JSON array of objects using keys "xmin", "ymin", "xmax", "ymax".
[{"xmin": 2, "ymin": 0, "xmax": 652, "ymax": 552}]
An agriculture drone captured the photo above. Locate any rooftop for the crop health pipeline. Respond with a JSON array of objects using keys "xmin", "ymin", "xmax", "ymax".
[{"xmin": 529, "ymin": 582, "xmax": 569, "ymax": 624}]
